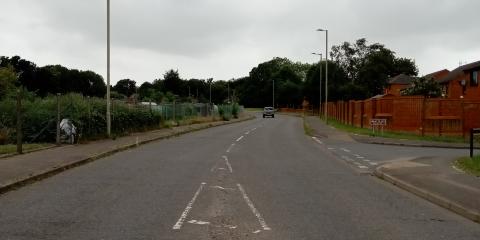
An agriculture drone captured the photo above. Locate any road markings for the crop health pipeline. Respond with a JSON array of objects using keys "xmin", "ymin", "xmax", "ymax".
[
  {"xmin": 328, "ymin": 147, "xmax": 335, "ymax": 150},
  {"xmin": 188, "ymin": 220, "xmax": 210, "ymax": 225},
  {"xmin": 358, "ymin": 165, "xmax": 368, "ymax": 169},
  {"xmin": 356, "ymin": 156, "xmax": 365, "ymax": 159},
  {"xmin": 237, "ymin": 184, "xmax": 271, "ymax": 231},
  {"xmin": 363, "ymin": 159, "xmax": 371, "ymax": 162},
  {"xmin": 312, "ymin": 137, "xmax": 323, "ymax": 144},
  {"xmin": 226, "ymin": 143, "xmax": 235, "ymax": 153},
  {"xmin": 252, "ymin": 230, "xmax": 262, "ymax": 234},
  {"xmin": 223, "ymin": 155, "xmax": 233, "ymax": 173},
  {"xmin": 245, "ymin": 131, "xmax": 250, "ymax": 135},
  {"xmin": 340, "ymin": 148, "xmax": 351, "ymax": 153},
  {"xmin": 236, "ymin": 136, "xmax": 244, "ymax": 142},
  {"xmin": 368, "ymin": 162, "xmax": 378, "ymax": 166},
  {"xmin": 210, "ymin": 186, "xmax": 234, "ymax": 191},
  {"xmin": 173, "ymin": 182, "xmax": 206, "ymax": 230},
  {"xmin": 341, "ymin": 156, "xmax": 355, "ymax": 162}
]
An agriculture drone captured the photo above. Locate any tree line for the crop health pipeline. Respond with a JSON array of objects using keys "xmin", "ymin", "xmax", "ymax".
[{"xmin": 1, "ymin": 38, "xmax": 421, "ymax": 107}]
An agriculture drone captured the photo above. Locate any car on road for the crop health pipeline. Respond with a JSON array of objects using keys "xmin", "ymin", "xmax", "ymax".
[{"xmin": 263, "ymin": 107, "xmax": 275, "ymax": 118}]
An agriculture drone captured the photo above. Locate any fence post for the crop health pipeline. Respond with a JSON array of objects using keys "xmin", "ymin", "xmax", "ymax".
[
  {"xmin": 16, "ymin": 89, "xmax": 23, "ymax": 154},
  {"xmin": 56, "ymin": 93, "xmax": 61, "ymax": 145},
  {"xmin": 470, "ymin": 128, "xmax": 474, "ymax": 158}
]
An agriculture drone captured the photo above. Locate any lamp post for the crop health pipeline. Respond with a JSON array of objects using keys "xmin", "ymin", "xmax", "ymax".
[
  {"xmin": 317, "ymin": 28, "xmax": 328, "ymax": 123},
  {"xmin": 272, "ymin": 79, "xmax": 275, "ymax": 108},
  {"xmin": 312, "ymin": 53, "xmax": 322, "ymax": 118},
  {"xmin": 106, "ymin": 0, "xmax": 111, "ymax": 136}
]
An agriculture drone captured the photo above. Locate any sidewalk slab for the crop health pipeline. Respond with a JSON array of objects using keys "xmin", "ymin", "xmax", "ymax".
[
  {"xmin": 0, "ymin": 115, "xmax": 254, "ymax": 195},
  {"xmin": 375, "ymin": 157, "xmax": 480, "ymax": 223}
]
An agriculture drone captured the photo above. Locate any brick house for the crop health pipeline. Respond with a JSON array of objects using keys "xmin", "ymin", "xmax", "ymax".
[
  {"xmin": 384, "ymin": 74, "xmax": 417, "ymax": 96},
  {"xmin": 437, "ymin": 61, "xmax": 480, "ymax": 100}
]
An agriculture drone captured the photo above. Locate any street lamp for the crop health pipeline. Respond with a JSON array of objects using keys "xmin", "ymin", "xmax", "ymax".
[
  {"xmin": 317, "ymin": 28, "xmax": 328, "ymax": 123},
  {"xmin": 312, "ymin": 52, "xmax": 322, "ymax": 118},
  {"xmin": 106, "ymin": 0, "xmax": 111, "ymax": 136},
  {"xmin": 272, "ymin": 79, "xmax": 275, "ymax": 108}
]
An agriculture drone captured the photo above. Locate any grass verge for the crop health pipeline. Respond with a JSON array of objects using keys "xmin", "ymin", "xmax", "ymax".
[
  {"xmin": 0, "ymin": 143, "xmax": 53, "ymax": 155},
  {"xmin": 326, "ymin": 118, "xmax": 466, "ymax": 143},
  {"xmin": 303, "ymin": 118, "xmax": 314, "ymax": 136},
  {"xmin": 455, "ymin": 156, "xmax": 480, "ymax": 177}
]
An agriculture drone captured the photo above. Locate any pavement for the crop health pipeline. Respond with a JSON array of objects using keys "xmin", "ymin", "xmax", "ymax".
[
  {"xmin": 1, "ymin": 113, "xmax": 479, "ymax": 239},
  {"xmin": 0, "ymin": 114, "xmax": 254, "ymax": 195},
  {"xmin": 305, "ymin": 116, "xmax": 480, "ymax": 223}
]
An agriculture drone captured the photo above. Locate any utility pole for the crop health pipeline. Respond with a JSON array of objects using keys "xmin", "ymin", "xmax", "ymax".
[
  {"xmin": 106, "ymin": 0, "xmax": 111, "ymax": 137},
  {"xmin": 273, "ymin": 79, "xmax": 275, "ymax": 108}
]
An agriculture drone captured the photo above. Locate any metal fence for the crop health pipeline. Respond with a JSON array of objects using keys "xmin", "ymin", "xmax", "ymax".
[{"xmin": 0, "ymin": 93, "xmax": 242, "ymax": 151}]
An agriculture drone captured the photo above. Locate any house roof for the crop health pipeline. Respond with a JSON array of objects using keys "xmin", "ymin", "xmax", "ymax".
[
  {"xmin": 437, "ymin": 60, "xmax": 480, "ymax": 84},
  {"xmin": 424, "ymin": 69, "xmax": 450, "ymax": 81},
  {"xmin": 388, "ymin": 74, "xmax": 417, "ymax": 85}
]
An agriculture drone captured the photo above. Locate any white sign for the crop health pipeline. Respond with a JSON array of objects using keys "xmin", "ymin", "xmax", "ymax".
[{"xmin": 370, "ymin": 119, "xmax": 387, "ymax": 126}]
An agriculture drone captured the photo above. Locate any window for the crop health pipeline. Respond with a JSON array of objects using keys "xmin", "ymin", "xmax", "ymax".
[{"xmin": 472, "ymin": 71, "xmax": 478, "ymax": 86}]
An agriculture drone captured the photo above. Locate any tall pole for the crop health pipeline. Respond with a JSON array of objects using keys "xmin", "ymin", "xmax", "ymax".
[
  {"xmin": 106, "ymin": 0, "xmax": 111, "ymax": 137},
  {"xmin": 273, "ymin": 79, "xmax": 275, "ymax": 108},
  {"xmin": 319, "ymin": 54, "xmax": 323, "ymax": 118},
  {"xmin": 325, "ymin": 30, "xmax": 328, "ymax": 124}
]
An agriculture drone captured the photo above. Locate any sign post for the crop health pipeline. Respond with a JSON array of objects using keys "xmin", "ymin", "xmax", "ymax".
[{"xmin": 370, "ymin": 118, "xmax": 387, "ymax": 135}]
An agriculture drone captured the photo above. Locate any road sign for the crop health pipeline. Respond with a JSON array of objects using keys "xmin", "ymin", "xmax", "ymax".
[
  {"xmin": 370, "ymin": 118, "xmax": 387, "ymax": 135},
  {"xmin": 370, "ymin": 119, "xmax": 387, "ymax": 126}
]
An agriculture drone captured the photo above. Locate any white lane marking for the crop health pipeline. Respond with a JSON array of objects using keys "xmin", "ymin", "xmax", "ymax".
[
  {"xmin": 312, "ymin": 137, "xmax": 323, "ymax": 144},
  {"xmin": 237, "ymin": 184, "xmax": 271, "ymax": 231},
  {"xmin": 222, "ymin": 156, "xmax": 233, "ymax": 173},
  {"xmin": 224, "ymin": 225, "xmax": 237, "ymax": 229},
  {"xmin": 452, "ymin": 165, "xmax": 465, "ymax": 173},
  {"xmin": 356, "ymin": 156, "xmax": 365, "ymax": 159},
  {"xmin": 368, "ymin": 162, "xmax": 378, "ymax": 166},
  {"xmin": 217, "ymin": 168, "xmax": 227, "ymax": 171},
  {"xmin": 354, "ymin": 154, "xmax": 361, "ymax": 157},
  {"xmin": 340, "ymin": 148, "xmax": 351, "ymax": 153},
  {"xmin": 236, "ymin": 136, "xmax": 244, "ymax": 142},
  {"xmin": 363, "ymin": 159, "xmax": 371, "ymax": 162},
  {"xmin": 210, "ymin": 186, "xmax": 234, "ymax": 191},
  {"xmin": 252, "ymin": 230, "xmax": 262, "ymax": 234},
  {"xmin": 188, "ymin": 220, "xmax": 210, "ymax": 225},
  {"xmin": 173, "ymin": 183, "xmax": 206, "ymax": 230},
  {"xmin": 358, "ymin": 166, "xmax": 368, "ymax": 169},
  {"xmin": 251, "ymin": 128, "xmax": 257, "ymax": 131},
  {"xmin": 341, "ymin": 156, "xmax": 355, "ymax": 162},
  {"xmin": 353, "ymin": 162, "xmax": 361, "ymax": 166},
  {"xmin": 328, "ymin": 147, "xmax": 335, "ymax": 150},
  {"xmin": 226, "ymin": 143, "xmax": 235, "ymax": 153},
  {"xmin": 245, "ymin": 131, "xmax": 250, "ymax": 135}
]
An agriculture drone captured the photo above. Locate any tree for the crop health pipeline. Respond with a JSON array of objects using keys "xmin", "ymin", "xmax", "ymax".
[
  {"xmin": 331, "ymin": 39, "xmax": 418, "ymax": 99},
  {"xmin": 402, "ymin": 77, "xmax": 441, "ymax": 97},
  {"xmin": 113, "ymin": 79, "xmax": 137, "ymax": 97},
  {"xmin": 163, "ymin": 69, "xmax": 183, "ymax": 96},
  {"xmin": 0, "ymin": 65, "xmax": 18, "ymax": 99}
]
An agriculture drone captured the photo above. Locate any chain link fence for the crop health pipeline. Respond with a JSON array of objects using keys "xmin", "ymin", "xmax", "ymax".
[{"xmin": 0, "ymin": 93, "xmax": 243, "ymax": 153}]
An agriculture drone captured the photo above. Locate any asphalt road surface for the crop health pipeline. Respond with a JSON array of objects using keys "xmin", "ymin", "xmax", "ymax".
[{"xmin": 0, "ymin": 114, "xmax": 479, "ymax": 239}]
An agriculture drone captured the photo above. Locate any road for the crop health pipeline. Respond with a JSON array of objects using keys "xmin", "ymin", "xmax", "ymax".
[{"xmin": 0, "ymin": 114, "xmax": 479, "ymax": 239}]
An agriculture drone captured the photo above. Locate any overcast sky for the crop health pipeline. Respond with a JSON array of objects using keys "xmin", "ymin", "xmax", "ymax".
[{"xmin": 1, "ymin": 0, "xmax": 479, "ymax": 85}]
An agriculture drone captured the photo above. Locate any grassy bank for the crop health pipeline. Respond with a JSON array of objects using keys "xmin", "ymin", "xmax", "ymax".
[
  {"xmin": 455, "ymin": 156, "xmax": 480, "ymax": 177},
  {"xmin": 326, "ymin": 118, "xmax": 465, "ymax": 143},
  {"xmin": 0, "ymin": 144, "xmax": 53, "ymax": 155}
]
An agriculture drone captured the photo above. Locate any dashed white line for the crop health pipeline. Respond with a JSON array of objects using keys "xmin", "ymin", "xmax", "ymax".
[
  {"xmin": 340, "ymin": 148, "xmax": 351, "ymax": 153},
  {"xmin": 223, "ymin": 155, "xmax": 233, "ymax": 173},
  {"xmin": 237, "ymin": 184, "xmax": 271, "ymax": 231},
  {"xmin": 226, "ymin": 143, "xmax": 235, "ymax": 153},
  {"xmin": 173, "ymin": 183, "xmax": 206, "ymax": 230},
  {"xmin": 312, "ymin": 137, "xmax": 323, "ymax": 144},
  {"xmin": 188, "ymin": 220, "xmax": 210, "ymax": 225},
  {"xmin": 236, "ymin": 136, "xmax": 244, "ymax": 142},
  {"xmin": 356, "ymin": 156, "xmax": 365, "ymax": 159},
  {"xmin": 328, "ymin": 147, "xmax": 335, "ymax": 150},
  {"xmin": 210, "ymin": 186, "xmax": 234, "ymax": 191},
  {"xmin": 358, "ymin": 165, "xmax": 369, "ymax": 169},
  {"xmin": 363, "ymin": 159, "xmax": 371, "ymax": 162},
  {"xmin": 245, "ymin": 131, "xmax": 250, "ymax": 135},
  {"xmin": 368, "ymin": 162, "xmax": 378, "ymax": 166}
]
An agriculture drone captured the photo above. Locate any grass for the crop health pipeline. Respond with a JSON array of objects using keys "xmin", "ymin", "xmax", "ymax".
[
  {"xmin": 245, "ymin": 108, "xmax": 263, "ymax": 112},
  {"xmin": 0, "ymin": 143, "xmax": 53, "ymax": 155},
  {"xmin": 303, "ymin": 118, "xmax": 314, "ymax": 136},
  {"xmin": 326, "ymin": 118, "xmax": 466, "ymax": 143},
  {"xmin": 455, "ymin": 156, "xmax": 480, "ymax": 177}
]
